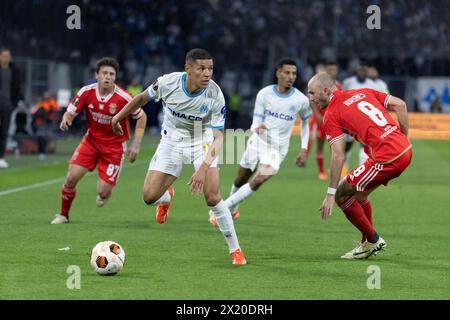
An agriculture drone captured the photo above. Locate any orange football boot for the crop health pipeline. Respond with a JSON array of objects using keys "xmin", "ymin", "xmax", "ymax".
[
  {"xmin": 156, "ymin": 187, "xmax": 174, "ymax": 224},
  {"xmin": 230, "ymin": 248, "xmax": 247, "ymax": 265},
  {"xmin": 318, "ymin": 172, "xmax": 328, "ymax": 180}
]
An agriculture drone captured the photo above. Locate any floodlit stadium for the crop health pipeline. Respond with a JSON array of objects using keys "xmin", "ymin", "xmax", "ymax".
[{"xmin": 0, "ymin": 0, "xmax": 449, "ymax": 307}]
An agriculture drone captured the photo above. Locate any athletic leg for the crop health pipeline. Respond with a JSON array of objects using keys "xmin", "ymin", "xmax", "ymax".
[
  {"xmin": 51, "ymin": 164, "xmax": 89, "ymax": 224},
  {"xmin": 143, "ymin": 170, "xmax": 177, "ymax": 224},
  {"xmin": 204, "ymin": 167, "xmax": 246, "ymax": 264}
]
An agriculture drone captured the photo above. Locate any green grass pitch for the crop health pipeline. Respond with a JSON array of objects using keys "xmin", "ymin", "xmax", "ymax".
[{"xmin": 0, "ymin": 135, "xmax": 449, "ymax": 299}]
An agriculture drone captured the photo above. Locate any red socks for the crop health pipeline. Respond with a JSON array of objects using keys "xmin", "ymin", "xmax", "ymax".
[
  {"xmin": 359, "ymin": 199, "xmax": 373, "ymax": 242},
  {"xmin": 340, "ymin": 197, "xmax": 377, "ymax": 243},
  {"xmin": 61, "ymin": 185, "xmax": 76, "ymax": 217},
  {"xmin": 316, "ymin": 153, "xmax": 325, "ymax": 174}
]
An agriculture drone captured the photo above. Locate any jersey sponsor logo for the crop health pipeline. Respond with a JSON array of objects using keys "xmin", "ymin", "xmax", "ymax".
[
  {"xmin": 167, "ymin": 106, "xmax": 203, "ymax": 121},
  {"xmin": 343, "ymin": 93, "xmax": 366, "ymax": 106},
  {"xmin": 109, "ymin": 103, "xmax": 117, "ymax": 114},
  {"xmin": 380, "ymin": 124, "xmax": 398, "ymax": 140},
  {"xmin": 265, "ymin": 110, "xmax": 294, "ymax": 121},
  {"xmin": 90, "ymin": 111, "xmax": 113, "ymax": 124},
  {"xmin": 200, "ymin": 104, "xmax": 209, "ymax": 113}
]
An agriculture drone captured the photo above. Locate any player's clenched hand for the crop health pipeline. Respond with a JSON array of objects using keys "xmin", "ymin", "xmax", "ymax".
[
  {"xmin": 111, "ymin": 116, "xmax": 124, "ymax": 135},
  {"xmin": 127, "ymin": 145, "xmax": 139, "ymax": 163},
  {"xmin": 296, "ymin": 149, "xmax": 308, "ymax": 167},
  {"xmin": 188, "ymin": 165, "xmax": 208, "ymax": 195},
  {"xmin": 59, "ymin": 114, "xmax": 72, "ymax": 131},
  {"xmin": 255, "ymin": 124, "xmax": 268, "ymax": 134},
  {"xmin": 319, "ymin": 194, "xmax": 335, "ymax": 220}
]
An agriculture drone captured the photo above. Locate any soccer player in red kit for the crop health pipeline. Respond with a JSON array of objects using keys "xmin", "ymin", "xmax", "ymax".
[
  {"xmin": 51, "ymin": 57, "xmax": 147, "ymax": 224},
  {"xmin": 308, "ymin": 73, "xmax": 412, "ymax": 259},
  {"xmin": 308, "ymin": 61, "xmax": 342, "ymax": 180}
]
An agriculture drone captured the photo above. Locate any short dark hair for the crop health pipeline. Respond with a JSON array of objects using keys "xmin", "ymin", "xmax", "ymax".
[
  {"xmin": 185, "ymin": 48, "xmax": 213, "ymax": 63},
  {"xmin": 325, "ymin": 60, "xmax": 337, "ymax": 66},
  {"xmin": 276, "ymin": 58, "xmax": 297, "ymax": 70},
  {"xmin": 96, "ymin": 57, "xmax": 119, "ymax": 73}
]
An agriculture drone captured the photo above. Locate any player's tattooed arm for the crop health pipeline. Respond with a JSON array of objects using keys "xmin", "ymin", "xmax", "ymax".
[
  {"xmin": 112, "ymin": 91, "xmax": 151, "ymax": 135},
  {"xmin": 320, "ymin": 138, "xmax": 345, "ymax": 220},
  {"xmin": 387, "ymin": 96, "xmax": 409, "ymax": 136}
]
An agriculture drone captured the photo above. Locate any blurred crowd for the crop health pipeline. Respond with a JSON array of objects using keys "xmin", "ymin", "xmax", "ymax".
[
  {"xmin": 1, "ymin": 0, "xmax": 449, "ymax": 85},
  {"xmin": 1, "ymin": 0, "xmax": 449, "ymax": 163}
]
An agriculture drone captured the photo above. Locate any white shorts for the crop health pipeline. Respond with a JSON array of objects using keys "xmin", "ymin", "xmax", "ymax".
[
  {"xmin": 239, "ymin": 134, "xmax": 287, "ymax": 172},
  {"xmin": 148, "ymin": 134, "xmax": 218, "ymax": 177}
]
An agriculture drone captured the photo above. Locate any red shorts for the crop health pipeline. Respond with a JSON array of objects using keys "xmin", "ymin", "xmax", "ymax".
[
  {"xmin": 70, "ymin": 136, "xmax": 125, "ymax": 186},
  {"xmin": 309, "ymin": 116, "xmax": 325, "ymax": 140},
  {"xmin": 346, "ymin": 149, "xmax": 412, "ymax": 192}
]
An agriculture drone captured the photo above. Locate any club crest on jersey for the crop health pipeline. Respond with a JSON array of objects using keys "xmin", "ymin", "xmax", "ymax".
[
  {"xmin": 289, "ymin": 106, "xmax": 297, "ymax": 114},
  {"xmin": 99, "ymin": 104, "xmax": 104, "ymax": 110},
  {"xmin": 200, "ymin": 104, "xmax": 209, "ymax": 113},
  {"xmin": 109, "ymin": 103, "xmax": 117, "ymax": 114}
]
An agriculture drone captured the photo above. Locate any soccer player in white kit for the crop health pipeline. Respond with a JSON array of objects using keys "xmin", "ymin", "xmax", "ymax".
[
  {"xmin": 111, "ymin": 49, "xmax": 246, "ymax": 265},
  {"xmin": 209, "ymin": 58, "xmax": 312, "ymax": 226}
]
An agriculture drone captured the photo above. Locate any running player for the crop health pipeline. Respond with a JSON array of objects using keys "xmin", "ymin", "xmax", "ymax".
[
  {"xmin": 308, "ymin": 72, "xmax": 412, "ymax": 259},
  {"xmin": 51, "ymin": 57, "xmax": 147, "ymax": 224},
  {"xmin": 111, "ymin": 48, "xmax": 246, "ymax": 265},
  {"xmin": 209, "ymin": 58, "xmax": 311, "ymax": 226}
]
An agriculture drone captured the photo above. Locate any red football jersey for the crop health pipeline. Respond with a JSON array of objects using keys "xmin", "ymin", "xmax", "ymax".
[
  {"xmin": 67, "ymin": 83, "xmax": 144, "ymax": 144},
  {"xmin": 323, "ymin": 88, "xmax": 411, "ymax": 164}
]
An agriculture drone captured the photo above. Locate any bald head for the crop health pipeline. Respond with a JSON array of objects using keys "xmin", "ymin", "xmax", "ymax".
[
  {"xmin": 307, "ymin": 72, "xmax": 337, "ymax": 109},
  {"xmin": 308, "ymin": 72, "xmax": 336, "ymax": 89}
]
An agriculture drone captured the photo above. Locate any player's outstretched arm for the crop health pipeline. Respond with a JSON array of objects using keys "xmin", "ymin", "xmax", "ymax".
[
  {"xmin": 60, "ymin": 111, "xmax": 75, "ymax": 131},
  {"xmin": 188, "ymin": 129, "xmax": 224, "ymax": 195},
  {"xmin": 320, "ymin": 138, "xmax": 345, "ymax": 220},
  {"xmin": 112, "ymin": 91, "xmax": 150, "ymax": 135},
  {"xmin": 127, "ymin": 112, "xmax": 147, "ymax": 163},
  {"xmin": 387, "ymin": 96, "xmax": 409, "ymax": 136}
]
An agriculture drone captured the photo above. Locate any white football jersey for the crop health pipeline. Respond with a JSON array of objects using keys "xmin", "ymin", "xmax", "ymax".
[
  {"xmin": 342, "ymin": 76, "xmax": 378, "ymax": 90},
  {"xmin": 251, "ymin": 85, "xmax": 311, "ymax": 149},
  {"xmin": 371, "ymin": 78, "xmax": 389, "ymax": 93},
  {"xmin": 146, "ymin": 72, "xmax": 226, "ymax": 144}
]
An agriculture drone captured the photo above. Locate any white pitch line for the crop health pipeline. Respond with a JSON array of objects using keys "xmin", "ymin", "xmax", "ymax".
[{"xmin": 0, "ymin": 160, "xmax": 148, "ymax": 197}]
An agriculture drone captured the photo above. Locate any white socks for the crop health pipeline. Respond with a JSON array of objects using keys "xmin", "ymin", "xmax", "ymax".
[
  {"xmin": 150, "ymin": 190, "xmax": 171, "ymax": 206},
  {"xmin": 227, "ymin": 184, "xmax": 240, "ymax": 213},
  {"xmin": 224, "ymin": 183, "xmax": 254, "ymax": 213},
  {"xmin": 230, "ymin": 184, "xmax": 239, "ymax": 196},
  {"xmin": 210, "ymin": 200, "xmax": 240, "ymax": 253}
]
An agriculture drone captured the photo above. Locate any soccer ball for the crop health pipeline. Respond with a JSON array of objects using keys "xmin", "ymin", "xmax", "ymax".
[{"xmin": 90, "ymin": 241, "xmax": 125, "ymax": 276}]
